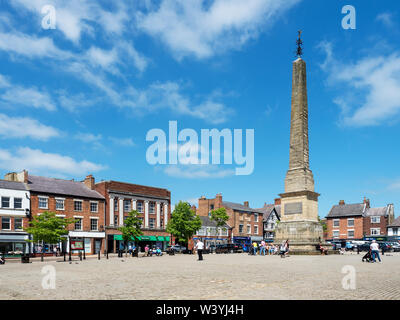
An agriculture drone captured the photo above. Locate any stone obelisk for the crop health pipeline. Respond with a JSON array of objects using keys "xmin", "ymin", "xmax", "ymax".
[{"xmin": 274, "ymin": 32, "xmax": 328, "ymax": 253}]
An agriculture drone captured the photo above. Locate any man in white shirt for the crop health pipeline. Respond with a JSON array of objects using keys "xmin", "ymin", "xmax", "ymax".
[
  {"xmin": 194, "ymin": 239, "xmax": 204, "ymax": 261},
  {"xmin": 370, "ymin": 240, "xmax": 381, "ymax": 263}
]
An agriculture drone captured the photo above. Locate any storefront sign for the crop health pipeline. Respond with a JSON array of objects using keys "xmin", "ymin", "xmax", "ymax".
[{"xmin": 71, "ymin": 240, "xmax": 83, "ymax": 250}]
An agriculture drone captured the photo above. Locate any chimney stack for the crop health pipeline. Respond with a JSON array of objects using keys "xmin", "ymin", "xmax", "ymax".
[
  {"xmin": 244, "ymin": 201, "xmax": 249, "ymax": 207},
  {"xmin": 4, "ymin": 170, "xmax": 28, "ymax": 183},
  {"xmin": 274, "ymin": 198, "xmax": 281, "ymax": 205},
  {"xmin": 363, "ymin": 197, "xmax": 370, "ymax": 208},
  {"xmin": 339, "ymin": 200, "xmax": 345, "ymax": 205},
  {"xmin": 84, "ymin": 174, "xmax": 95, "ymax": 190},
  {"xmin": 215, "ymin": 193, "xmax": 223, "ymax": 207}
]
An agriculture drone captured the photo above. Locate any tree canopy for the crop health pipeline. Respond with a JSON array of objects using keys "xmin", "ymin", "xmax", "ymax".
[
  {"xmin": 24, "ymin": 211, "xmax": 75, "ymax": 244},
  {"xmin": 119, "ymin": 210, "xmax": 144, "ymax": 244},
  {"xmin": 210, "ymin": 207, "xmax": 229, "ymax": 231},
  {"xmin": 166, "ymin": 201, "xmax": 202, "ymax": 247}
]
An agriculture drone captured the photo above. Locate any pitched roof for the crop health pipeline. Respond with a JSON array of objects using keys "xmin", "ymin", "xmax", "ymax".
[
  {"xmin": 327, "ymin": 203, "xmax": 365, "ymax": 218},
  {"xmin": 27, "ymin": 175, "xmax": 104, "ymax": 199},
  {"xmin": 199, "ymin": 216, "xmax": 230, "ymax": 228},
  {"xmin": 256, "ymin": 204, "xmax": 281, "ymax": 220},
  {"xmin": 0, "ymin": 179, "xmax": 28, "ymax": 191},
  {"xmin": 388, "ymin": 216, "xmax": 400, "ymax": 227},
  {"xmin": 364, "ymin": 207, "xmax": 388, "ymax": 217},
  {"xmin": 222, "ymin": 201, "xmax": 265, "ymax": 214}
]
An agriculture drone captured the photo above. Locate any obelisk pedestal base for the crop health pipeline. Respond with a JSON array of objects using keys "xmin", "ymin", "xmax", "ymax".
[{"xmin": 274, "ymin": 220, "xmax": 335, "ymax": 255}]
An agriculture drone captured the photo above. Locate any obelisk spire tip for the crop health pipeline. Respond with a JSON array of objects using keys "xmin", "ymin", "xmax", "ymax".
[{"xmin": 296, "ymin": 30, "xmax": 303, "ymax": 58}]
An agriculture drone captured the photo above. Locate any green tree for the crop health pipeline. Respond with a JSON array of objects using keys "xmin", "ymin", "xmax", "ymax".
[
  {"xmin": 210, "ymin": 207, "xmax": 229, "ymax": 246},
  {"xmin": 119, "ymin": 210, "xmax": 144, "ymax": 258},
  {"xmin": 318, "ymin": 216, "xmax": 327, "ymax": 232},
  {"xmin": 166, "ymin": 201, "xmax": 202, "ymax": 250},
  {"xmin": 24, "ymin": 211, "xmax": 76, "ymax": 261}
]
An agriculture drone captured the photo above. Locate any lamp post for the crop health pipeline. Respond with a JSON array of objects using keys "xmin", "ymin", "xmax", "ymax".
[{"xmin": 25, "ymin": 208, "xmax": 31, "ymax": 257}]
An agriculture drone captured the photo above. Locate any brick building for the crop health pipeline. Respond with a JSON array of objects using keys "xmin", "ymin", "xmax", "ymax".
[
  {"xmin": 0, "ymin": 179, "xmax": 30, "ymax": 256},
  {"xmin": 193, "ymin": 215, "xmax": 231, "ymax": 248},
  {"xmin": 94, "ymin": 180, "xmax": 171, "ymax": 252},
  {"xmin": 326, "ymin": 197, "xmax": 394, "ymax": 246},
  {"xmin": 5, "ymin": 171, "xmax": 106, "ymax": 255},
  {"xmin": 196, "ymin": 193, "xmax": 264, "ymax": 247},
  {"xmin": 387, "ymin": 216, "xmax": 400, "ymax": 242}
]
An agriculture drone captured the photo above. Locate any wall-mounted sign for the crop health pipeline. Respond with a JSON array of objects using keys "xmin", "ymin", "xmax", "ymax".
[
  {"xmin": 71, "ymin": 240, "xmax": 84, "ymax": 250},
  {"xmin": 284, "ymin": 202, "xmax": 303, "ymax": 215}
]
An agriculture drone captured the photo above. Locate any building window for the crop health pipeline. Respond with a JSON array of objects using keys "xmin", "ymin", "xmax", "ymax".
[
  {"xmin": 137, "ymin": 202, "xmax": 144, "ymax": 213},
  {"xmin": 197, "ymin": 227, "xmax": 206, "ymax": 236},
  {"xmin": 371, "ymin": 228, "xmax": 380, "ymax": 235},
  {"xmin": 1, "ymin": 197, "xmax": 10, "ymax": 208},
  {"xmin": 114, "ymin": 216, "xmax": 118, "ymax": 226},
  {"xmin": 254, "ymin": 214, "xmax": 258, "ymax": 222},
  {"xmin": 371, "ymin": 216, "xmax": 380, "ymax": 224},
  {"xmin": 56, "ymin": 199, "xmax": 65, "ymax": 210},
  {"xmin": 123, "ymin": 200, "xmax": 131, "ymax": 212},
  {"xmin": 333, "ymin": 230, "xmax": 339, "ymax": 238},
  {"xmin": 210, "ymin": 204, "xmax": 214, "ymax": 210},
  {"xmin": 74, "ymin": 218, "xmax": 82, "ymax": 230},
  {"xmin": 149, "ymin": 202, "xmax": 155, "ymax": 214},
  {"xmin": 90, "ymin": 219, "xmax": 98, "ymax": 231},
  {"xmin": 1, "ymin": 217, "xmax": 11, "ymax": 230},
  {"xmin": 149, "ymin": 218, "xmax": 155, "ymax": 229},
  {"xmin": 14, "ymin": 217, "xmax": 23, "ymax": 230},
  {"xmin": 138, "ymin": 217, "xmax": 143, "ymax": 227},
  {"xmin": 393, "ymin": 228, "xmax": 398, "ymax": 236},
  {"xmin": 347, "ymin": 218, "xmax": 354, "ymax": 227},
  {"xmin": 90, "ymin": 202, "xmax": 98, "ymax": 213},
  {"xmin": 348, "ymin": 230, "xmax": 354, "ymax": 238},
  {"xmin": 333, "ymin": 219, "xmax": 340, "ymax": 227},
  {"xmin": 14, "ymin": 198, "xmax": 22, "ymax": 209},
  {"xmin": 239, "ymin": 224, "xmax": 243, "ymax": 233},
  {"xmin": 247, "ymin": 225, "xmax": 251, "ymax": 234},
  {"xmin": 114, "ymin": 199, "xmax": 118, "ymax": 211},
  {"xmin": 38, "ymin": 197, "xmax": 48, "ymax": 209},
  {"xmin": 74, "ymin": 200, "xmax": 82, "ymax": 211},
  {"xmin": 254, "ymin": 225, "xmax": 258, "ymax": 235}
]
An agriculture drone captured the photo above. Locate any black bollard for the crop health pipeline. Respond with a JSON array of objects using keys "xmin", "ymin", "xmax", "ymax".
[
  {"xmin": 98, "ymin": 250, "xmax": 100, "ymax": 260},
  {"xmin": 79, "ymin": 251, "xmax": 82, "ymax": 261},
  {"xmin": 106, "ymin": 250, "xmax": 109, "ymax": 259},
  {"xmin": 64, "ymin": 251, "xmax": 66, "ymax": 262}
]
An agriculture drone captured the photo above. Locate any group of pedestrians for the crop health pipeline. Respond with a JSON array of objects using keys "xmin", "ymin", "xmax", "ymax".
[{"xmin": 246, "ymin": 240, "xmax": 282, "ymax": 256}]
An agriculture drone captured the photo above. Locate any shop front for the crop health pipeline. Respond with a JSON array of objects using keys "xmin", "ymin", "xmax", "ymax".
[
  {"xmin": 233, "ymin": 236, "xmax": 251, "ymax": 247},
  {"xmin": 0, "ymin": 233, "xmax": 29, "ymax": 257},
  {"xmin": 67, "ymin": 231, "xmax": 105, "ymax": 255},
  {"xmin": 113, "ymin": 235, "xmax": 170, "ymax": 252}
]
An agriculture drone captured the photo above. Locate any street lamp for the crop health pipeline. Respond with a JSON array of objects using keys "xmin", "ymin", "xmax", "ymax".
[{"xmin": 25, "ymin": 208, "xmax": 31, "ymax": 257}]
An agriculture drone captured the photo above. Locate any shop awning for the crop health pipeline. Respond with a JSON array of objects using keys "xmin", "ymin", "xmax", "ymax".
[
  {"xmin": 149, "ymin": 236, "xmax": 157, "ymax": 241},
  {"xmin": 165, "ymin": 236, "xmax": 170, "ymax": 241},
  {"xmin": 157, "ymin": 236, "xmax": 165, "ymax": 241},
  {"xmin": 114, "ymin": 235, "xmax": 123, "ymax": 241}
]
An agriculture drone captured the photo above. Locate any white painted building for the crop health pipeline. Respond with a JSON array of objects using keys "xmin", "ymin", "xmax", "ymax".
[{"xmin": 0, "ymin": 180, "xmax": 30, "ymax": 255}]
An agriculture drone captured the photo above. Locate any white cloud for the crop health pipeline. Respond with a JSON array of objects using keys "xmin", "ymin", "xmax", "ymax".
[
  {"xmin": 376, "ymin": 13, "xmax": 395, "ymax": 28},
  {"xmin": 137, "ymin": 0, "xmax": 300, "ymax": 59},
  {"xmin": 1, "ymin": 86, "xmax": 56, "ymax": 111},
  {"xmin": 74, "ymin": 133, "xmax": 102, "ymax": 143},
  {"xmin": 319, "ymin": 42, "xmax": 400, "ymax": 126},
  {"xmin": 0, "ymin": 147, "xmax": 106, "ymax": 176},
  {"xmin": 108, "ymin": 137, "xmax": 135, "ymax": 147},
  {"xmin": 0, "ymin": 31, "xmax": 70, "ymax": 59},
  {"xmin": 0, "ymin": 114, "xmax": 60, "ymax": 140}
]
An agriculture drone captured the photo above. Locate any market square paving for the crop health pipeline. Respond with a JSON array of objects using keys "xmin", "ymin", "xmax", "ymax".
[{"xmin": 1, "ymin": 252, "xmax": 399, "ymax": 300}]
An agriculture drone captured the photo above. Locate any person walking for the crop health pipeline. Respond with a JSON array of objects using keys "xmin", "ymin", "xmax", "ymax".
[
  {"xmin": 370, "ymin": 240, "xmax": 381, "ymax": 263},
  {"xmin": 252, "ymin": 242, "xmax": 258, "ymax": 256},
  {"xmin": 194, "ymin": 239, "xmax": 204, "ymax": 261},
  {"xmin": 260, "ymin": 240, "xmax": 266, "ymax": 256}
]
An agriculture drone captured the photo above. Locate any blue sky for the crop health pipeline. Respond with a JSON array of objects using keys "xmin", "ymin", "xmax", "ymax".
[{"xmin": 0, "ymin": 0, "xmax": 399, "ymax": 218}]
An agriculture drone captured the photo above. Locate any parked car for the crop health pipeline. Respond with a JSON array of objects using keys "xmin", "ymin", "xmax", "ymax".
[
  {"xmin": 390, "ymin": 242, "xmax": 400, "ymax": 252},
  {"xmin": 168, "ymin": 245, "xmax": 185, "ymax": 253},
  {"xmin": 215, "ymin": 243, "xmax": 242, "ymax": 254}
]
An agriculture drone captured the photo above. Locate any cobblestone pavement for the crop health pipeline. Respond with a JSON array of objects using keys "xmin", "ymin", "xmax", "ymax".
[{"xmin": 0, "ymin": 252, "xmax": 399, "ymax": 300}]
